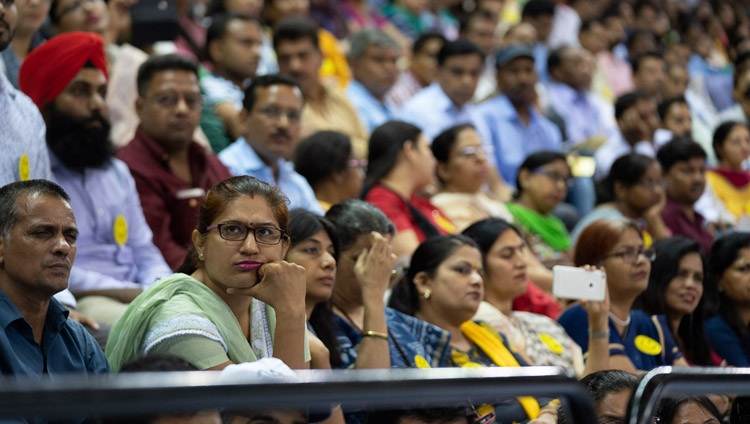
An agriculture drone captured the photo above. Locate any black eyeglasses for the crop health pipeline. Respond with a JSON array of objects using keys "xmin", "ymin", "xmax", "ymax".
[
  {"xmin": 604, "ymin": 247, "xmax": 656, "ymax": 264},
  {"xmin": 206, "ymin": 223, "xmax": 287, "ymax": 245}
]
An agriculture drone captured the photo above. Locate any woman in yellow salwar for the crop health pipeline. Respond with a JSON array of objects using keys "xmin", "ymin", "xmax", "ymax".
[{"xmin": 388, "ymin": 235, "xmax": 558, "ymax": 424}]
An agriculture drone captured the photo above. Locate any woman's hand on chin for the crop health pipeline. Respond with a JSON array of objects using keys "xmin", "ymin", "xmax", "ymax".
[{"xmin": 228, "ymin": 261, "xmax": 307, "ymax": 313}]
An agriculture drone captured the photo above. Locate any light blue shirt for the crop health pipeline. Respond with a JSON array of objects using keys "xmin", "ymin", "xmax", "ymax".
[
  {"xmin": 475, "ymin": 95, "xmax": 563, "ymax": 185},
  {"xmin": 398, "ymin": 83, "xmax": 491, "ymax": 145},
  {"xmin": 202, "ymin": 73, "xmax": 245, "ymax": 109},
  {"xmin": 593, "ymin": 130, "xmax": 655, "ymax": 181},
  {"xmin": 345, "ymin": 80, "xmax": 395, "ymax": 133},
  {"xmin": 219, "ymin": 138, "xmax": 324, "ymax": 215},
  {"xmin": 50, "ymin": 156, "xmax": 172, "ymax": 293},
  {"xmin": 0, "ymin": 71, "xmax": 50, "ymax": 185},
  {"xmin": 545, "ymin": 81, "xmax": 616, "ymax": 146}
]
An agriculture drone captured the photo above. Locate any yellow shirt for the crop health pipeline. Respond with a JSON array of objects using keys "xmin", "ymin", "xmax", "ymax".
[
  {"xmin": 706, "ymin": 170, "xmax": 750, "ymax": 219},
  {"xmin": 301, "ymin": 81, "xmax": 369, "ymax": 159}
]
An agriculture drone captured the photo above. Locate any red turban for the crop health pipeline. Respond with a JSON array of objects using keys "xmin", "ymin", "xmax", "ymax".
[{"xmin": 19, "ymin": 32, "xmax": 108, "ymax": 111}]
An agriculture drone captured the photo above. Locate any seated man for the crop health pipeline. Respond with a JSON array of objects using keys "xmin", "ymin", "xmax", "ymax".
[
  {"xmin": 657, "ymin": 137, "xmax": 714, "ymax": 253},
  {"xmin": 219, "ymin": 74, "xmax": 324, "ymax": 214},
  {"xmin": 19, "ymin": 32, "xmax": 171, "ymax": 326},
  {"xmin": 0, "ymin": 179, "xmax": 109, "ymax": 376},
  {"xmin": 202, "ymin": 13, "xmax": 263, "ymax": 151},
  {"xmin": 119, "ymin": 54, "xmax": 232, "ymax": 270},
  {"xmin": 345, "ymin": 28, "xmax": 400, "ymax": 132},
  {"xmin": 274, "ymin": 18, "xmax": 368, "ymax": 159}
]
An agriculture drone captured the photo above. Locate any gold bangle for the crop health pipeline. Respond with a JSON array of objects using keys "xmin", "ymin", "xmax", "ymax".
[{"xmin": 362, "ymin": 330, "xmax": 389, "ymax": 340}]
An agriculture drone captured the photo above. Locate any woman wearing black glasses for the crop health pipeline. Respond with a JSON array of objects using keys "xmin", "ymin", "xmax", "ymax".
[
  {"xmin": 106, "ymin": 176, "xmax": 309, "ymax": 371},
  {"xmin": 558, "ymin": 217, "xmax": 688, "ymax": 372}
]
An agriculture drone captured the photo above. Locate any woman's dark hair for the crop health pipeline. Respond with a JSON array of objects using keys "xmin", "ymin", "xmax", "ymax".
[
  {"xmin": 365, "ymin": 120, "xmax": 423, "ymax": 189},
  {"xmin": 653, "ymin": 396, "xmax": 722, "ymax": 424},
  {"xmin": 462, "ymin": 218, "xmax": 523, "ymax": 274},
  {"xmin": 514, "ymin": 150, "xmax": 568, "ymax": 195},
  {"xmin": 432, "ymin": 123, "xmax": 476, "ymax": 163},
  {"xmin": 706, "ymin": 232, "xmax": 750, "ymax": 354},
  {"xmin": 178, "ymin": 176, "xmax": 290, "ymax": 274},
  {"xmin": 287, "ymin": 209, "xmax": 342, "ymax": 368},
  {"xmin": 431, "ymin": 124, "xmax": 476, "ymax": 185},
  {"xmin": 388, "ymin": 235, "xmax": 479, "ymax": 316},
  {"xmin": 638, "ymin": 237, "xmax": 711, "ymax": 365},
  {"xmin": 558, "ymin": 370, "xmax": 639, "ymax": 424},
  {"xmin": 598, "ymin": 154, "xmax": 658, "ymax": 204},
  {"xmin": 713, "ymin": 121, "xmax": 748, "ymax": 162},
  {"xmin": 294, "ymin": 131, "xmax": 353, "ymax": 189},
  {"xmin": 364, "ymin": 120, "xmax": 441, "ymax": 239}
]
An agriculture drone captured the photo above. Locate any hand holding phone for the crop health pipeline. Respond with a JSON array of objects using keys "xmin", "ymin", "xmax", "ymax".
[{"xmin": 552, "ymin": 265, "xmax": 606, "ymax": 301}]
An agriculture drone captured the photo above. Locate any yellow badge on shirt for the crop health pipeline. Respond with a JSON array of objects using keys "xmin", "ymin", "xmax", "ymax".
[
  {"xmin": 634, "ymin": 335, "xmax": 662, "ymax": 356},
  {"xmin": 18, "ymin": 154, "xmax": 30, "ymax": 181},
  {"xmin": 113, "ymin": 215, "xmax": 128, "ymax": 245},
  {"xmin": 539, "ymin": 333, "xmax": 564, "ymax": 355},
  {"xmin": 414, "ymin": 355, "xmax": 431, "ymax": 369}
]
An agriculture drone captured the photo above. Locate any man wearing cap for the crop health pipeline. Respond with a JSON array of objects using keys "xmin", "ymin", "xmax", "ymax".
[
  {"xmin": 475, "ymin": 44, "xmax": 563, "ymax": 186},
  {"xmin": 19, "ymin": 32, "xmax": 171, "ymax": 327}
]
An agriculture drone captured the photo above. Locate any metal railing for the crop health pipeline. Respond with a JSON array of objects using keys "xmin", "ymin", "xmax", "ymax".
[
  {"xmin": 0, "ymin": 367, "xmax": 598, "ymax": 422},
  {"xmin": 627, "ymin": 366, "xmax": 750, "ymax": 424}
]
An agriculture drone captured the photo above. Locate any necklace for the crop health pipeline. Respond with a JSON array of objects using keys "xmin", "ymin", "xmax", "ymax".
[
  {"xmin": 608, "ymin": 311, "xmax": 632, "ymax": 327},
  {"xmin": 334, "ymin": 305, "xmax": 363, "ymax": 332}
]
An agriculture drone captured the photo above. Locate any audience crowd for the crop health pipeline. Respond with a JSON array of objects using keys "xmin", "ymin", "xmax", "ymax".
[{"xmin": 3, "ymin": 0, "xmax": 750, "ymax": 423}]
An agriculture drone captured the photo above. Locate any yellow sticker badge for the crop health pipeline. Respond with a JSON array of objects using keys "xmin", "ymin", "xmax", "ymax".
[
  {"xmin": 18, "ymin": 154, "xmax": 30, "ymax": 181},
  {"xmin": 414, "ymin": 355, "xmax": 431, "ymax": 369},
  {"xmin": 113, "ymin": 215, "xmax": 128, "ymax": 245},
  {"xmin": 634, "ymin": 335, "xmax": 662, "ymax": 356},
  {"xmin": 539, "ymin": 333, "xmax": 564, "ymax": 355}
]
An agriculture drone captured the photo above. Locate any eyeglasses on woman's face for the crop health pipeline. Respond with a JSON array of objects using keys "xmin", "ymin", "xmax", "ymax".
[
  {"xmin": 206, "ymin": 222, "xmax": 287, "ymax": 245},
  {"xmin": 603, "ymin": 247, "xmax": 656, "ymax": 264}
]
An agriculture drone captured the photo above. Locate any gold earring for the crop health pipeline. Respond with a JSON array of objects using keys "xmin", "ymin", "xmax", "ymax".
[{"xmin": 423, "ymin": 288, "xmax": 431, "ymax": 300}]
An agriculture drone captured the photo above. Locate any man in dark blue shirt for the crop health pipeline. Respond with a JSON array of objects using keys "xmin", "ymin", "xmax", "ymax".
[{"xmin": 0, "ymin": 179, "xmax": 109, "ymax": 377}]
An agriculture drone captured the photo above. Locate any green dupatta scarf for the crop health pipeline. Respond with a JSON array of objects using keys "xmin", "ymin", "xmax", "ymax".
[
  {"xmin": 105, "ymin": 273, "xmax": 275, "ymax": 371},
  {"xmin": 507, "ymin": 203, "xmax": 571, "ymax": 252}
]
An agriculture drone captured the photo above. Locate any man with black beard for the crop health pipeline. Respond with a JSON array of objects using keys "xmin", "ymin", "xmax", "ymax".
[{"xmin": 19, "ymin": 32, "xmax": 171, "ymax": 327}]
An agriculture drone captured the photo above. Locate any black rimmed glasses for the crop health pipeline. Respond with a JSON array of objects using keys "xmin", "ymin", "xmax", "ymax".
[
  {"xmin": 604, "ymin": 247, "xmax": 656, "ymax": 264},
  {"xmin": 206, "ymin": 223, "xmax": 287, "ymax": 245}
]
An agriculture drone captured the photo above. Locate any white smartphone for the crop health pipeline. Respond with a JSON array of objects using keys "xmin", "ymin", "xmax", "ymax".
[{"xmin": 552, "ymin": 265, "xmax": 606, "ymax": 301}]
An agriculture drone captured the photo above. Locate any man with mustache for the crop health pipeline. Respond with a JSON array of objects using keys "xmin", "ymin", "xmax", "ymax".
[
  {"xmin": 19, "ymin": 31, "xmax": 171, "ymax": 327},
  {"xmin": 219, "ymin": 74, "xmax": 323, "ymax": 214},
  {"xmin": 0, "ymin": 179, "xmax": 109, "ymax": 376},
  {"xmin": 118, "ymin": 54, "xmax": 232, "ymax": 270}
]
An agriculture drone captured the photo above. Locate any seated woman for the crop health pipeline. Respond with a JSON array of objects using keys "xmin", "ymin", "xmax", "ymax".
[
  {"xmin": 639, "ymin": 236, "xmax": 718, "ymax": 365},
  {"xmin": 430, "ymin": 124, "xmax": 514, "ymax": 231},
  {"xmin": 364, "ymin": 121, "xmax": 455, "ymax": 258},
  {"xmin": 571, "ymin": 153, "xmax": 670, "ymax": 245},
  {"xmin": 325, "ymin": 200, "xmax": 452, "ymax": 369},
  {"xmin": 284, "ymin": 209, "xmax": 345, "ymax": 423},
  {"xmin": 431, "ymin": 124, "xmax": 556, "ymax": 293},
  {"xmin": 706, "ymin": 121, "xmax": 750, "ymax": 225},
  {"xmin": 106, "ymin": 176, "xmax": 308, "ymax": 371},
  {"xmin": 507, "ymin": 151, "xmax": 573, "ymax": 268},
  {"xmin": 462, "ymin": 218, "xmax": 609, "ymax": 376},
  {"xmin": 294, "ymin": 131, "xmax": 365, "ymax": 212},
  {"xmin": 704, "ymin": 232, "xmax": 750, "ymax": 366},
  {"xmin": 389, "ymin": 235, "xmax": 559, "ymax": 424},
  {"xmin": 557, "ymin": 217, "xmax": 688, "ymax": 372}
]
